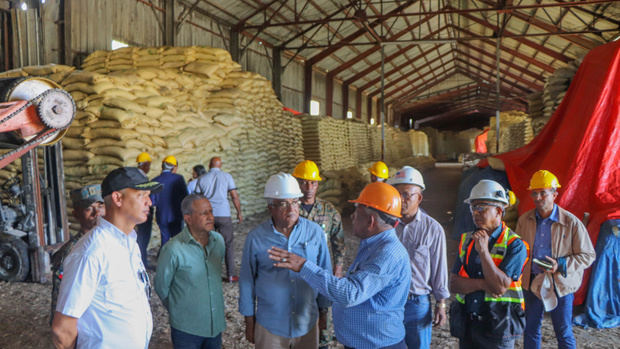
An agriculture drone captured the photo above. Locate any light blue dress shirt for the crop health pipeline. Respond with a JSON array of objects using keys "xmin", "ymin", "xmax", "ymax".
[
  {"xmin": 299, "ymin": 228, "xmax": 411, "ymax": 349},
  {"xmin": 193, "ymin": 168, "xmax": 236, "ymax": 217},
  {"xmin": 532, "ymin": 204, "xmax": 559, "ymax": 274},
  {"xmin": 239, "ymin": 217, "xmax": 332, "ymax": 338}
]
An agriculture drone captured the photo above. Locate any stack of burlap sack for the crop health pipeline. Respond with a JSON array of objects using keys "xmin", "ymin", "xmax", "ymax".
[
  {"xmin": 1, "ymin": 48, "xmax": 304, "ymax": 227},
  {"xmin": 408, "ymin": 130, "xmax": 430, "ymax": 156},
  {"xmin": 301, "ymin": 114, "xmax": 426, "ymax": 173},
  {"xmin": 486, "ymin": 110, "xmax": 533, "ymax": 153}
]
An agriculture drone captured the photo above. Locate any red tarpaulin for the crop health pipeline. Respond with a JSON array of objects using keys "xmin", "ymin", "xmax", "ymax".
[
  {"xmin": 475, "ymin": 128, "xmax": 489, "ymax": 153},
  {"xmin": 493, "ymin": 40, "xmax": 620, "ymax": 304}
]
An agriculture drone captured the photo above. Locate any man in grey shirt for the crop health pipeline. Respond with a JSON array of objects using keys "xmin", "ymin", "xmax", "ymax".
[
  {"xmin": 388, "ymin": 166, "xmax": 449, "ymax": 349},
  {"xmin": 194, "ymin": 156, "xmax": 242, "ymax": 282}
]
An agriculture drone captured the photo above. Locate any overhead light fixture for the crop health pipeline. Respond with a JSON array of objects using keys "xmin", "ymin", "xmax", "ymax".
[{"xmin": 20, "ymin": 2, "xmax": 28, "ymax": 10}]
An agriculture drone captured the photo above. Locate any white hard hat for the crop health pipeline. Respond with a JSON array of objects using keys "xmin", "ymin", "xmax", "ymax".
[
  {"xmin": 464, "ymin": 179, "xmax": 509, "ymax": 206},
  {"xmin": 387, "ymin": 166, "xmax": 425, "ymax": 190},
  {"xmin": 264, "ymin": 172, "xmax": 303, "ymax": 199}
]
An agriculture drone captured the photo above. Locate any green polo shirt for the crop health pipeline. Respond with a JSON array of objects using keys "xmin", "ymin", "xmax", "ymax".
[{"xmin": 154, "ymin": 227, "xmax": 226, "ymax": 337}]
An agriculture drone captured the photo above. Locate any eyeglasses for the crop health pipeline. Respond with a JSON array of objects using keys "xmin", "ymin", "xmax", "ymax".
[
  {"xmin": 138, "ymin": 269, "xmax": 151, "ymax": 300},
  {"xmin": 271, "ymin": 200, "xmax": 301, "ymax": 209},
  {"xmin": 469, "ymin": 203, "xmax": 501, "ymax": 213}
]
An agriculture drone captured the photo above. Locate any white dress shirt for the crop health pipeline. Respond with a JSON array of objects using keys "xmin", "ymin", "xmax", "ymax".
[{"xmin": 56, "ymin": 218, "xmax": 153, "ymax": 349}]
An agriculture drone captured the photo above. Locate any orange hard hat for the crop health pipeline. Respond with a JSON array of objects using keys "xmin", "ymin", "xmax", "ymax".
[{"xmin": 349, "ymin": 182, "xmax": 402, "ymax": 218}]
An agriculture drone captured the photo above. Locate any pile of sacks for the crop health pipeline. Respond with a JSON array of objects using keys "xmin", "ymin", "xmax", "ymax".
[
  {"xmin": 300, "ymin": 115, "xmax": 419, "ymax": 172},
  {"xmin": 527, "ymin": 59, "xmax": 582, "ymax": 137},
  {"xmin": 486, "ymin": 110, "xmax": 533, "ymax": 153},
  {"xmin": 542, "ymin": 60, "xmax": 581, "ymax": 120},
  {"xmin": 408, "ymin": 130, "xmax": 430, "ymax": 156},
  {"xmin": 2, "ymin": 48, "xmax": 304, "ymax": 223}
]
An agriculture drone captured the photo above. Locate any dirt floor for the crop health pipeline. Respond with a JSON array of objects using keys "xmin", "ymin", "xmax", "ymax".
[{"xmin": 0, "ymin": 162, "xmax": 618, "ymax": 348}]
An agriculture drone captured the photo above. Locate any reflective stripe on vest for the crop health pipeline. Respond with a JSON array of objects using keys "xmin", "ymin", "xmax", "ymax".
[{"xmin": 455, "ymin": 223, "xmax": 529, "ymax": 309}]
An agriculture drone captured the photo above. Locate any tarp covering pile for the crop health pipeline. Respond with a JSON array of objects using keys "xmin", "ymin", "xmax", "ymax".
[{"xmin": 493, "ymin": 40, "xmax": 620, "ymax": 305}]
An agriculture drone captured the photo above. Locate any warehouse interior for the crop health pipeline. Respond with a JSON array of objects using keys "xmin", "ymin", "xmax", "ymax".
[{"xmin": 0, "ymin": 0, "xmax": 619, "ymax": 347}]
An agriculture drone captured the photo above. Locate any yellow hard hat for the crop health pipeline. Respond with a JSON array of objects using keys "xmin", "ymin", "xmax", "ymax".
[
  {"xmin": 528, "ymin": 170, "xmax": 561, "ymax": 190},
  {"xmin": 163, "ymin": 155, "xmax": 178, "ymax": 166},
  {"xmin": 136, "ymin": 152, "xmax": 152, "ymax": 163},
  {"xmin": 369, "ymin": 161, "xmax": 389, "ymax": 179},
  {"xmin": 292, "ymin": 160, "xmax": 322, "ymax": 181}
]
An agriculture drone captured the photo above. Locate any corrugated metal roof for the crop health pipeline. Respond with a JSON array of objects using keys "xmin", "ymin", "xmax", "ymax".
[{"xmin": 193, "ymin": 0, "xmax": 618, "ymax": 125}]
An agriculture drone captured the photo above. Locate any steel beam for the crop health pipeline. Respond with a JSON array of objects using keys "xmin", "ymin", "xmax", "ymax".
[
  {"xmin": 459, "ymin": 41, "xmax": 546, "ymax": 82},
  {"xmin": 272, "ymin": 47, "xmax": 282, "ymax": 100},
  {"xmin": 241, "ymin": 0, "xmax": 617, "ymax": 29},
  {"xmin": 343, "ymin": 26, "xmax": 448, "ymax": 86},
  {"xmin": 307, "ymin": 0, "xmax": 418, "ymax": 66},
  {"xmin": 370, "ymin": 51, "xmax": 454, "ymax": 99},
  {"xmin": 452, "ymin": 25, "xmax": 556, "ymax": 73},
  {"xmin": 303, "ymin": 62, "xmax": 312, "ymax": 114},
  {"xmin": 456, "ymin": 50, "xmax": 542, "ymax": 90},
  {"xmin": 356, "ymin": 88, "xmax": 362, "ymax": 119},
  {"xmin": 479, "ymin": 0, "xmax": 601, "ymax": 50},
  {"xmin": 458, "ymin": 11, "xmax": 571, "ymax": 63}
]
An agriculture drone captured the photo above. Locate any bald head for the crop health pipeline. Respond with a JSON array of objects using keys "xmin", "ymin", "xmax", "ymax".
[{"xmin": 209, "ymin": 157, "xmax": 222, "ymax": 169}]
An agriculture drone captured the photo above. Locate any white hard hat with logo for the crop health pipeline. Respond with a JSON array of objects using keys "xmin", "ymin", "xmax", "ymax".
[
  {"xmin": 264, "ymin": 172, "xmax": 303, "ymax": 199},
  {"xmin": 464, "ymin": 179, "xmax": 509, "ymax": 206},
  {"xmin": 387, "ymin": 166, "xmax": 425, "ymax": 190}
]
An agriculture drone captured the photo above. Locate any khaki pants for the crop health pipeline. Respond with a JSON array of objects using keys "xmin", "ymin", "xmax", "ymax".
[{"xmin": 255, "ymin": 321, "xmax": 318, "ymax": 349}]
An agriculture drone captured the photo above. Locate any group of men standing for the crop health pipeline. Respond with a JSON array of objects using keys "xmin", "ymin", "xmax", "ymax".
[{"xmin": 49, "ymin": 155, "xmax": 595, "ymax": 349}]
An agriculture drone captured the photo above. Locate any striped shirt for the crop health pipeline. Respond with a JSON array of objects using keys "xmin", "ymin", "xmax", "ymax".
[{"xmin": 299, "ymin": 228, "xmax": 411, "ymax": 349}]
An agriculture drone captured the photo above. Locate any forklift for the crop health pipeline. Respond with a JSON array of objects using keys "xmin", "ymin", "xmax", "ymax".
[{"xmin": 0, "ymin": 76, "xmax": 75, "ymax": 283}]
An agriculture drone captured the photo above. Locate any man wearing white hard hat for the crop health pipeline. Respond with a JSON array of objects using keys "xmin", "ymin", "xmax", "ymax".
[
  {"xmin": 239, "ymin": 173, "xmax": 331, "ymax": 349},
  {"xmin": 387, "ymin": 166, "xmax": 449, "ymax": 349},
  {"xmin": 449, "ymin": 179, "xmax": 528, "ymax": 349}
]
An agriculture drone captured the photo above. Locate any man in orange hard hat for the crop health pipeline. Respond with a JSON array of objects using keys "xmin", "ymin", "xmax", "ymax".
[
  {"xmin": 268, "ymin": 182, "xmax": 411, "ymax": 349},
  {"xmin": 519, "ymin": 170, "xmax": 595, "ymax": 349}
]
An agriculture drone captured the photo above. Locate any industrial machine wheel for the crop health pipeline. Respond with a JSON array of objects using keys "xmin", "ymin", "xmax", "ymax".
[{"xmin": 0, "ymin": 235, "xmax": 29, "ymax": 282}]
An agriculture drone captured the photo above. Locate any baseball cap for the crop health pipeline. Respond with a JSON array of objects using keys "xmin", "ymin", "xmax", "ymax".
[
  {"xmin": 101, "ymin": 167, "xmax": 163, "ymax": 197},
  {"xmin": 70, "ymin": 184, "xmax": 103, "ymax": 208}
]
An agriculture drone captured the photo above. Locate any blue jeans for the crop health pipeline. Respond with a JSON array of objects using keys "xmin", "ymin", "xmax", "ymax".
[
  {"xmin": 345, "ymin": 339, "xmax": 406, "ymax": 349},
  {"xmin": 171, "ymin": 327, "xmax": 222, "ymax": 349},
  {"xmin": 404, "ymin": 294, "xmax": 432, "ymax": 349},
  {"xmin": 524, "ymin": 290, "xmax": 576, "ymax": 349}
]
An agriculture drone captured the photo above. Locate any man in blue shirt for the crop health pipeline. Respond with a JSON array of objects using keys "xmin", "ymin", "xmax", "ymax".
[
  {"xmin": 151, "ymin": 155, "xmax": 187, "ymax": 246},
  {"xmin": 268, "ymin": 182, "xmax": 411, "ymax": 349},
  {"xmin": 239, "ymin": 173, "xmax": 331, "ymax": 349},
  {"xmin": 194, "ymin": 157, "xmax": 243, "ymax": 283},
  {"xmin": 450, "ymin": 180, "xmax": 528, "ymax": 349}
]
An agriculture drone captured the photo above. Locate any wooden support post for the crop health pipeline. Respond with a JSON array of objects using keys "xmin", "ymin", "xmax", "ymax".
[
  {"xmin": 272, "ymin": 47, "xmax": 282, "ymax": 100},
  {"xmin": 164, "ymin": 0, "xmax": 175, "ymax": 46},
  {"xmin": 303, "ymin": 62, "xmax": 312, "ymax": 114},
  {"xmin": 230, "ymin": 29, "xmax": 240, "ymax": 62},
  {"xmin": 367, "ymin": 96, "xmax": 372, "ymax": 123}
]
